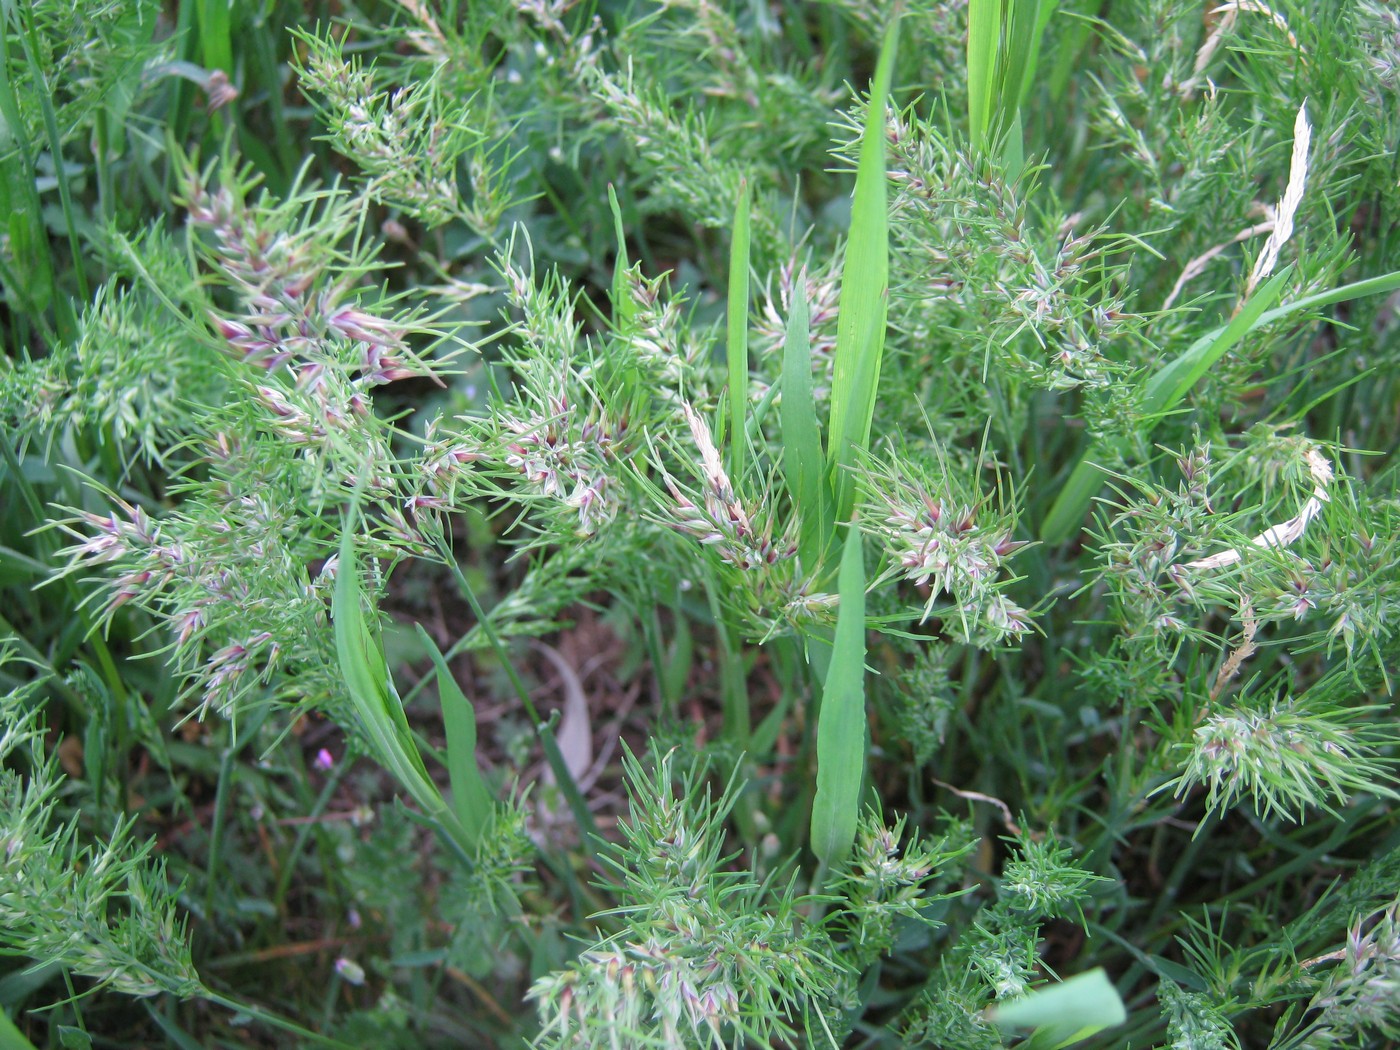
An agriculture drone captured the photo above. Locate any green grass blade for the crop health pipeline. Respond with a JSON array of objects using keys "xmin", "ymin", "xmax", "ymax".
[
  {"xmin": 702, "ymin": 566, "xmax": 750, "ymax": 746},
  {"xmin": 828, "ymin": 14, "xmax": 899, "ymax": 522},
  {"xmin": 438, "ymin": 551, "xmax": 603, "ymax": 850},
  {"xmin": 780, "ymin": 286, "xmax": 830, "ymax": 573},
  {"xmin": 810, "ymin": 524, "xmax": 867, "ymax": 866},
  {"xmin": 1048, "ymin": 4, "xmax": 1098, "ymax": 101},
  {"xmin": 1037, "ymin": 452, "xmax": 1113, "ymax": 548},
  {"xmin": 607, "ymin": 184, "xmax": 637, "ymax": 332},
  {"xmin": 0, "ymin": 13, "xmax": 58, "ymax": 334},
  {"xmin": 198, "ymin": 0, "xmax": 233, "ymax": 76},
  {"xmin": 998, "ymin": 0, "xmax": 1045, "ymax": 174},
  {"xmin": 334, "ymin": 527, "xmax": 426, "ymax": 785},
  {"xmin": 14, "ymin": 4, "xmax": 89, "ymax": 305},
  {"xmin": 967, "ymin": 0, "xmax": 1001, "ymax": 153},
  {"xmin": 334, "ymin": 520, "xmax": 468, "ymax": 853},
  {"xmin": 990, "ymin": 968, "xmax": 1127, "ymax": 1047},
  {"xmin": 1253, "ymin": 268, "xmax": 1400, "ymax": 329},
  {"xmin": 196, "ymin": 992, "xmax": 362, "ymax": 1050},
  {"xmin": 727, "ymin": 179, "xmax": 752, "ymax": 482},
  {"xmin": 968, "ymin": 0, "xmax": 1047, "ymax": 172},
  {"xmin": 1139, "ymin": 268, "xmax": 1292, "ymax": 421},
  {"xmin": 1018, "ymin": 1, "xmax": 1057, "ymax": 108},
  {"xmin": 1001, "ymin": 1, "xmax": 1043, "ymax": 110},
  {"xmin": 0, "ymin": 1005, "xmax": 39, "ymax": 1050},
  {"xmin": 1040, "ymin": 268, "xmax": 1293, "ymax": 545},
  {"xmin": 143, "ymin": 1006, "xmax": 209, "ymax": 1050},
  {"xmin": 415, "ymin": 624, "xmax": 493, "ymax": 851}
]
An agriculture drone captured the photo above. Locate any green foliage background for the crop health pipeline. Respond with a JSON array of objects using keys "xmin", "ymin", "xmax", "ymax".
[{"xmin": 3, "ymin": 0, "xmax": 1400, "ymax": 1047}]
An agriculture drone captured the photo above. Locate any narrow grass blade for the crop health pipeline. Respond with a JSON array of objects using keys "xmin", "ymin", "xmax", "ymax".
[
  {"xmin": 999, "ymin": 0, "xmax": 1046, "ymax": 175},
  {"xmin": 0, "ymin": 1005, "xmax": 39, "ymax": 1050},
  {"xmin": 810, "ymin": 524, "xmax": 867, "ymax": 866},
  {"xmin": 828, "ymin": 14, "xmax": 900, "ymax": 522},
  {"xmin": 198, "ymin": 0, "xmax": 233, "ymax": 76},
  {"xmin": 967, "ymin": 0, "xmax": 1001, "ymax": 153},
  {"xmin": 968, "ymin": 0, "xmax": 1048, "ymax": 172},
  {"xmin": 704, "ymin": 567, "xmax": 750, "ymax": 746},
  {"xmin": 780, "ymin": 287, "xmax": 830, "ymax": 573},
  {"xmin": 1254, "ymin": 268, "xmax": 1400, "ymax": 328},
  {"xmin": 334, "ymin": 526, "xmax": 427, "ymax": 786},
  {"xmin": 438, "ymin": 549, "xmax": 602, "ymax": 850},
  {"xmin": 990, "ymin": 968, "xmax": 1127, "ymax": 1047},
  {"xmin": 196, "ymin": 992, "xmax": 362, "ymax": 1050},
  {"xmin": 1048, "ymin": 4, "xmax": 1098, "ymax": 101},
  {"xmin": 415, "ymin": 624, "xmax": 493, "ymax": 851},
  {"xmin": 333, "ymin": 520, "xmax": 469, "ymax": 854},
  {"xmin": 13, "ymin": 5, "xmax": 89, "ymax": 304},
  {"xmin": 1041, "ymin": 267, "xmax": 1315, "ymax": 545},
  {"xmin": 0, "ymin": 16, "xmax": 58, "ymax": 332},
  {"xmin": 1001, "ymin": 1, "xmax": 1042, "ymax": 111},
  {"xmin": 1016, "ymin": 2, "xmax": 1058, "ymax": 109},
  {"xmin": 607, "ymin": 184, "xmax": 637, "ymax": 333},
  {"xmin": 1139, "ymin": 268, "xmax": 1292, "ymax": 421},
  {"xmin": 727, "ymin": 179, "xmax": 752, "ymax": 481},
  {"xmin": 143, "ymin": 1008, "xmax": 207, "ymax": 1050}
]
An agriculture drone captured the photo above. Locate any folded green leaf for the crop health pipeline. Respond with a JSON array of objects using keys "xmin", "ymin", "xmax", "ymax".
[{"xmin": 607, "ymin": 184, "xmax": 636, "ymax": 334}]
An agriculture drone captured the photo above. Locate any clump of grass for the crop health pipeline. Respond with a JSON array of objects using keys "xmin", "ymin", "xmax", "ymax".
[{"xmin": 4, "ymin": 0, "xmax": 1400, "ymax": 1047}]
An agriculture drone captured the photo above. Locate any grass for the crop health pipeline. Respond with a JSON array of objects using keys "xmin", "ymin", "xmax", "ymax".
[
  {"xmin": 826, "ymin": 13, "xmax": 899, "ymax": 528},
  {"xmin": 810, "ymin": 522, "xmax": 868, "ymax": 868},
  {"xmin": 3, "ymin": 0, "xmax": 1400, "ymax": 1047}
]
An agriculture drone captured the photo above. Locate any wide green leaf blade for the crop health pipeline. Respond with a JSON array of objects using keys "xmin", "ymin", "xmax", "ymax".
[
  {"xmin": 828, "ymin": 14, "xmax": 899, "ymax": 523},
  {"xmin": 990, "ymin": 968, "xmax": 1127, "ymax": 1047},
  {"xmin": 966, "ymin": 0, "xmax": 1001, "ymax": 153},
  {"xmin": 415, "ymin": 624, "xmax": 493, "ymax": 851},
  {"xmin": 780, "ymin": 288, "xmax": 830, "ymax": 574},
  {"xmin": 810, "ymin": 524, "xmax": 867, "ymax": 866},
  {"xmin": 0, "ymin": 1007, "xmax": 39, "ymax": 1050},
  {"xmin": 333, "ymin": 521, "xmax": 460, "ymax": 850}
]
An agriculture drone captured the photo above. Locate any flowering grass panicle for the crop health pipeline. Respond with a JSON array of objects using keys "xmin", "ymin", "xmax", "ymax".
[{"xmin": 3, "ymin": 0, "xmax": 1400, "ymax": 1045}]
